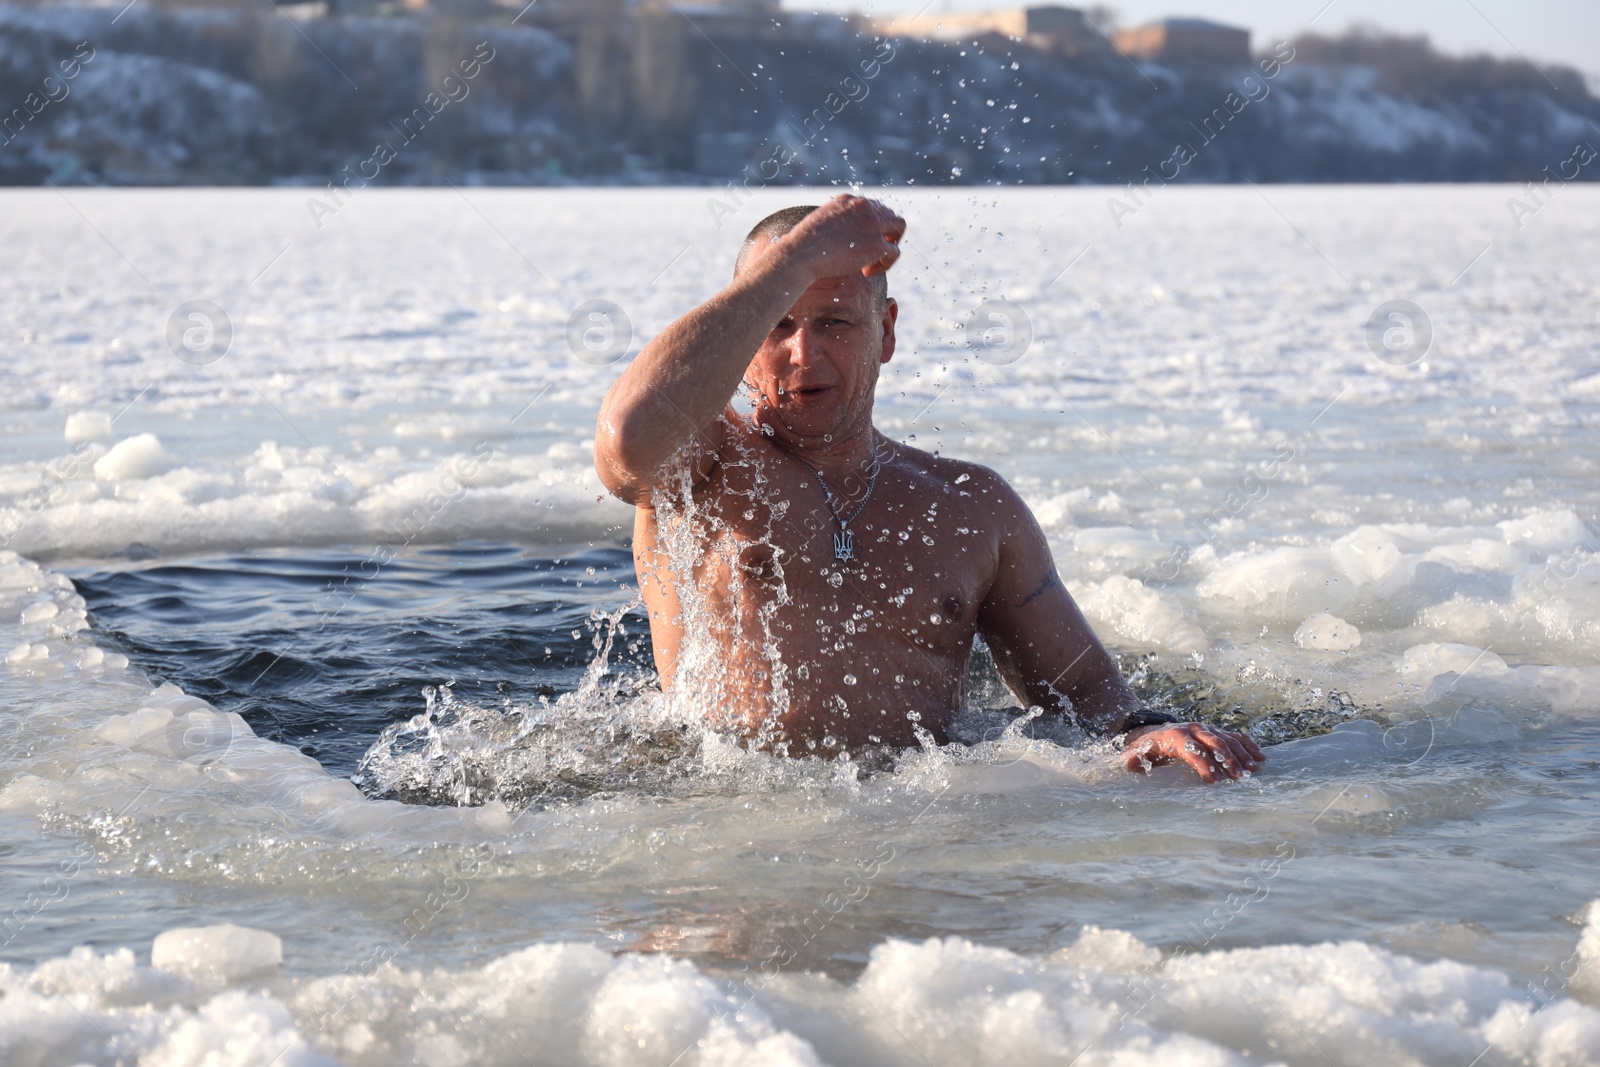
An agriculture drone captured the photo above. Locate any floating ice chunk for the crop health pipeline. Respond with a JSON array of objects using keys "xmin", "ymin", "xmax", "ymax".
[
  {"xmin": 96, "ymin": 699, "xmax": 248, "ymax": 761},
  {"xmin": 0, "ymin": 561, "xmax": 36, "ymax": 590},
  {"xmin": 251, "ymin": 439, "xmax": 287, "ymax": 472},
  {"xmin": 1499, "ymin": 509, "xmax": 1599, "ymax": 554},
  {"xmin": 1196, "ymin": 545, "xmax": 1353, "ymax": 620},
  {"xmin": 1424, "ymin": 537, "xmax": 1527, "ymax": 574},
  {"xmin": 475, "ymin": 798, "xmax": 514, "ymax": 834},
  {"xmin": 1091, "ymin": 490, "xmax": 1129, "ymax": 518},
  {"xmin": 1573, "ymin": 900, "xmax": 1600, "ymax": 1007},
  {"xmin": 1481, "ymin": 998, "xmax": 1600, "ymax": 1066},
  {"xmin": 697, "ymin": 1019, "xmax": 826, "ymax": 1067},
  {"xmin": 1331, "ymin": 526, "xmax": 1405, "ymax": 585},
  {"xmin": 1068, "ymin": 574, "xmax": 1207, "ymax": 653},
  {"xmin": 583, "ymin": 953, "xmax": 721, "ymax": 1064},
  {"xmin": 1069, "ymin": 525, "xmax": 1172, "ymax": 577},
  {"xmin": 5, "ymin": 641, "xmax": 48, "ymax": 663},
  {"xmin": 147, "ymin": 989, "xmax": 334, "ymax": 1067},
  {"xmin": 1050, "ymin": 925, "xmax": 1160, "ymax": 973},
  {"xmin": 1396, "ymin": 644, "xmax": 1600, "ymax": 716},
  {"xmin": 1400, "ymin": 643, "xmax": 1509, "ymax": 688},
  {"xmin": 95, "ymin": 706, "xmax": 173, "ymax": 747},
  {"xmin": 1031, "ymin": 487, "xmax": 1091, "ymax": 529},
  {"xmin": 1416, "ymin": 550, "xmax": 1600, "ymax": 661},
  {"xmin": 1294, "ymin": 611, "xmax": 1361, "ymax": 652},
  {"xmin": 65, "ymin": 409, "xmax": 114, "ymax": 442},
  {"xmin": 547, "ymin": 439, "xmax": 594, "ymax": 461},
  {"xmin": 93, "ymin": 432, "xmax": 175, "ymax": 480},
  {"xmin": 29, "ymin": 945, "xmax": 188, "ymax": 1003},
  {"xmin": 19, "ymin": 601, "xmax": 59, "ymax": 625},
  {"xmin": 152, "ymin": 925, "xmax": 282, "ymax": 983}
]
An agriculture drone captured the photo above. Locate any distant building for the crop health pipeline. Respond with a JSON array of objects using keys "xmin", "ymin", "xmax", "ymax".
[
  {"xmin": 1113, "ymin": 18, "xmax": 1250, "ymax": 64},
  {"xmin": 874, "ymin": 5, "xmax": 1106, "ymax": 55},
  {"xmin": 492, "ymin": 0, "xmax": 778, "ymax": 29}
]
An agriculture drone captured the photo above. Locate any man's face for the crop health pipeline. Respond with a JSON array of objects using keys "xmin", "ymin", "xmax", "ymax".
[{"xmin": 740, "ymin": 239, "xmax": 898, "ymax": 447}]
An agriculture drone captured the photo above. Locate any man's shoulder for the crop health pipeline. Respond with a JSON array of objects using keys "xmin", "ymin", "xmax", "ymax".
[{"xmin": 888, "ymin": 441, "xmax": 1022, "ymax": 503}]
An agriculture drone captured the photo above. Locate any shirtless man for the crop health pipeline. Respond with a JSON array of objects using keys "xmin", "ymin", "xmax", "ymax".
[{"xmin": 595, "ymin": 195, "xmax": 1265, "ymax": 782}]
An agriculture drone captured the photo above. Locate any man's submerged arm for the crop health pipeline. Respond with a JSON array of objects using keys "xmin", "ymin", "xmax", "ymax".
[
  {"xmin": 975, "ymin": 474, "xmax": 1266, "ymax": 782},
  {"xmin": 593, "ymin": 195, "xmax": 906, "ymax": 505},
  {"xmin": 973, "ymin": 480, "xmax": 1140, "ymax": 732}
]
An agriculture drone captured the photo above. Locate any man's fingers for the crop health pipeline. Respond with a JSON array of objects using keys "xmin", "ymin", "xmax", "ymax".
[
  {"xmin": 1222, "ymin": 733, "xmax": 1259, "ymax": 773},
  {"xmin": 1238, "ymin": 732, "xmax": 1268, "ymax": 762},
  {"xmin": 856, "ymin": 197, "xmax": 906, "ymax": 245},
  {"xmin": 812, "ymin": 195, "xmax": 906, "ymax": 278},
  {"xmin": 1122, "ymin": 725, "xmax": 1264, "ymax": 783},
  {"xmin": 1178, "ymin": 742, "xmax": 1222, "ymax": 783},
  {"xmin": 1204, "ymin": 729, "xmax": 1263, "ymax": 775},
  {"xmin": 1178, "ymin": 726, "xmax": 1251, "ymax": 780},
  {"xmin": 863, "ymin": 244, "xmax": 901, "ymax": 277},
  {"xmin": 1198, "ymin": 732, "xmax": 1242, "ymax": 779},
  {"xmin": 882, "ymin": 209, "xmax": 907, "ymax": 244}
]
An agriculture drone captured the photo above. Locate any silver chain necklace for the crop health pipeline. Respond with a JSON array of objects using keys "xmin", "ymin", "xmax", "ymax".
[{"xmin": 794, "ymin": 451, "xmax": 880, "ymax": 563}]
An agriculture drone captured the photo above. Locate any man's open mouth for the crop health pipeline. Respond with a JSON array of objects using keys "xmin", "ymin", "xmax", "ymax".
[{"xmin": 788, "ymin": 385, "xmax": 833, "ymax": 398}]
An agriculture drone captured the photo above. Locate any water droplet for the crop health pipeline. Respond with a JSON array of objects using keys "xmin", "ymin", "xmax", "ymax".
[{"xmin": 844, "ymin": 674, "xmax": 857, "ymax": 685}]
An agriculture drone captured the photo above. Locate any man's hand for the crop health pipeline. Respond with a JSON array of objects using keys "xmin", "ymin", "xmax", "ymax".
[
  {"xmin": 781, "ymin": 194, "xmax": 906, "ymax": 281},
  {"xmin": 1123, "ymin": 722, "xmax": 1266, "ymax": 783}
]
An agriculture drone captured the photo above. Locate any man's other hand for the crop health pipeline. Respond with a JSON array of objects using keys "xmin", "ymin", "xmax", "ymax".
[
  {"xmin": 782, "ymin": 194, "xmax": 907, "ymax": 280},
  {"xmin": 1123, "ymin": 722, "xmax": 1267, "ymax": 783}
]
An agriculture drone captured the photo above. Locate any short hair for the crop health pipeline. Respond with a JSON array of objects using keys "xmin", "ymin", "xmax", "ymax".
[{"xmin": 733, "ymin": 204, "xmax": 889, "ymax": 310}]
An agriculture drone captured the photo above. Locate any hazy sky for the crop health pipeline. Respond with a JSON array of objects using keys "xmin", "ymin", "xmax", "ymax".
[{"xmin": 810, "ymin": 0, "xmax": 1599, "ymax": 76}]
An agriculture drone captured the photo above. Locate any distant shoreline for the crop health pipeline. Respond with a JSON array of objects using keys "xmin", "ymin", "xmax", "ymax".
[{"xmin": 3, "ymin": 4, "xmax": 1596, "ymax": 188}]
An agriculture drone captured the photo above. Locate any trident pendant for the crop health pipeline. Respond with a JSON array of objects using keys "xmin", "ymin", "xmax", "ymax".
[{"xmin": 832, "ymin": 529, "xmax": 855, "ymax": 562}]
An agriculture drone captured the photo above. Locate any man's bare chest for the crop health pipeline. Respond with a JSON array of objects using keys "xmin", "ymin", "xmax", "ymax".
[{"xmin": 692, "ymin": 462, "xmax": 997, "ymax": 648}]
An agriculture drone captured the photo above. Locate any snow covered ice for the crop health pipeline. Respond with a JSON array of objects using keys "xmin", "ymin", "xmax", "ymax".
[{"xmin": 1, "ymin": 185, "xmax": 1598, "ymax": 1065}]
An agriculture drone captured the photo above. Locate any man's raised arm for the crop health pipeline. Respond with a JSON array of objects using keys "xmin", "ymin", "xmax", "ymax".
[{"xmin": 594, "ymin": 195, "xmax": 906, "ymax": 505}]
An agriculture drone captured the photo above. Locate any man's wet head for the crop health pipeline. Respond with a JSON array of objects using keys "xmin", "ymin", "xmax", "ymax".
[{"xmin": 734, "ymin": 204, "xmax": 898, "ymax": 449}]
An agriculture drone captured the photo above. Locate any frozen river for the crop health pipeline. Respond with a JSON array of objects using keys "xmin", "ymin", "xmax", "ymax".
[{"xmin": 1, "ymin": 185, "xmax": 1598, "ymax": 1065}]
